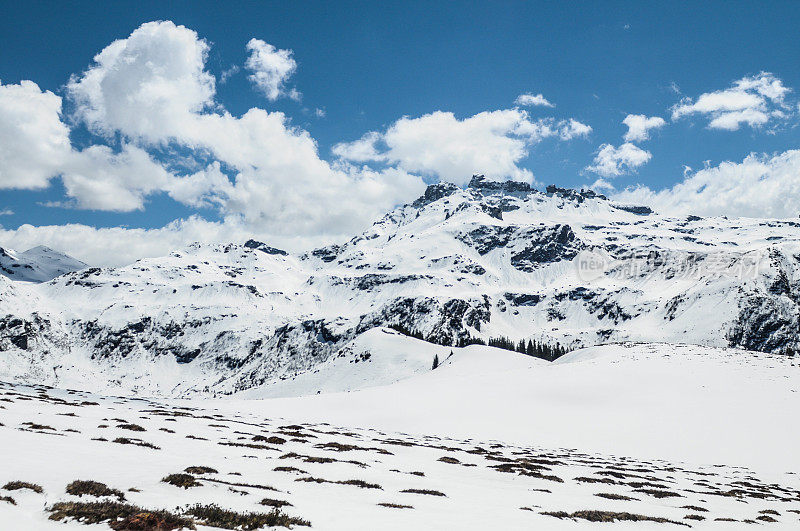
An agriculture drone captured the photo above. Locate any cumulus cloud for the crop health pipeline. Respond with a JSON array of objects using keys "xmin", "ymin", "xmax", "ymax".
[
  {"xmin": 62, "ymin": 20, "xmax": 426, "ymax": 241},
  {"xmin": 0, "ymin": 80, "xmax": 72, "ymax": 189},
  {"xmin": 613, "ymin": 150, "xmax": 800, "ymax": 218},
  {"xmin": 331, "ymin": 131, "xmax": 383, "ymax": 162},
  {"xmin": 245, "ymin": 38, "xmax": 299, "ymax": 101},
  {"xmin": 61, "ymin": 144, "xmax": 175, "ymax": 211},
  {"xmin": 333, "ymin": 110, "xmax": 591, "ymax": 185},
  {"xmin": 586, "ymin": 142, "xmax": 652, "ymax": 177},
  {"xmin": 68, "ymin": 21, "xmax": 216, "ymax": 143},
  {"xmin": 515, "ymin": 93, "xmax": 554, "ymax": 107},
  {"xmin": 622, "ymin": 114, "xmax": 666, "ymax": 142},
  {"xmin": 671, "ymin": 72, "xmax": 794, "ymax": 131},
  {"xmin": 0, "ymin": 79, "xmax": 197, "ymax": 211}
]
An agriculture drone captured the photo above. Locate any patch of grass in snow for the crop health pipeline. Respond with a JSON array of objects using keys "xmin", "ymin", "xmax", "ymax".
[
  {"xmin": 184, "ymin": 466, "xmax": 218, "ymax": 475},
  {"xmin": 273, "ymin": 466, "xmax": 307, "ymax": 474},
  {"xmin": 314, "ymin": 441, "xmax": 392, "ymax": 455},
  {"xmin": 20, "ymin": 421, "xmax": 55, "ymax": 431},
  {"xmin": 185, "ymin": 503, "xmax": 310, "ymax": 529},
  {"xmin": 48, "ymin": 501, "xmax": 194, "ymax": 530},
  {"xmin": 541, "ymin": 510, "xmax": 688, "ymax": 526},
  {"xmin": 279, "ymin": 451, "xmax": 368, "ymax": 467},
  {"xmin": 400, "ymin": 488, "xmax": 446, "ymax": 497},
  {"xmin": 594, "ymin": 492, "xmax": 638, "ymax": 501},
  {"xmin": 377, "ymin": 502, "xmax": 413, "ymax": 509},
  {"xmin": 295, "ymin": 476, "xmax": 382, "ymax": 489},
  {"xmin": 201, "ymin": 477, "xmax": 279, "ymax": 491},
  {"xmin": 112, "ymin": 437, "xmax": 160, "ymax": 450},
  {"xmin": 253, "ymin": 435, "xmax": 287, "ymax": 444},
  {"xmin": 2, "ymin": 481, "xmax": 43, "ymax": 493},
  {"xmin": 116, "ymin": 423, "xmax": 146, "ymax": 432},
  {"xmin": 632, "ymin": 488, "xmax": 683, "ymax": 499},
  {"xmin": 0, "ymin": 496, "xmax": 15, "ymax": 505},
  {"xmin": 66, "ymin": 480, "xmax": 125, "ymax": 500},
  {"xmin": 259, "ymin": 498, "xmax": 293, "ymax": 508},
  {"xmin": 162, "ymin": 474, "xmax": 202, "ymax": 489},
  {"xmin": 681, "ymin": 505, "xmax": 707, "ymax": 512}
]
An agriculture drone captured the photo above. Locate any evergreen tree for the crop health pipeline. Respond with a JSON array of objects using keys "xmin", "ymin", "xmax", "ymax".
[{"xmin": 432, "ymin": 354, "xmax": 439, "ymax": 370}]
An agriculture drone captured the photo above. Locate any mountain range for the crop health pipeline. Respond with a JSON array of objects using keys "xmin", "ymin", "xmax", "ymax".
[{"xmin": 2, "ymin": 175, "xmax": 799, "ymax": 396}]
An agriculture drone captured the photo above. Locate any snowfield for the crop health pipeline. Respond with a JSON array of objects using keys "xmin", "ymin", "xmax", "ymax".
[
  {"xmin": 1, "ymin": 341, "xmax": 799, "ymax": 530},
  {"xmin": 2, "ymin": 178, "xmax": 800, "ymax": 528}
]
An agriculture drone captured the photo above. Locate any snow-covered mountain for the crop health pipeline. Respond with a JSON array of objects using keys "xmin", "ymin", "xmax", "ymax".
[
  {"xmin": 2, "ymin": 175, "xmax": 800, "ymax": 395},
  {"xmin": 0, "ymin": 245, "xmax": 86, "ymax": 283}
]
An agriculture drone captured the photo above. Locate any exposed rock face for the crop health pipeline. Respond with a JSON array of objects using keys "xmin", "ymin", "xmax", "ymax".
[
  {"xmin": 2, "ymin": 177, "xmax": 800, "ymax": 395},
  {"xmin": 243, "ymin": 240, "xmax": 288, "ymax": 256}
]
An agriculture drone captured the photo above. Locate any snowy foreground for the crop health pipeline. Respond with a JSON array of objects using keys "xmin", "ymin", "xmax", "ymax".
[{"xmin": 1, "ymin": 342, "xmax": 799, "ymax": 529}]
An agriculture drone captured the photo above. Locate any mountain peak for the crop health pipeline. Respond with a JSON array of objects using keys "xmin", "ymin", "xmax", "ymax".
[
  {"xmin": 467, "ymin": 174, "xmax": 534, "ymax": 195},
  {"xmin": 0, "ymin": 245, "xmax": 87, "ymax": 282}
]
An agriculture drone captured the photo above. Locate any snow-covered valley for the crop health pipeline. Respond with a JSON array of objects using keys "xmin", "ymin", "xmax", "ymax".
[{"xmin": 1, "ymin": 342, "xmax": 799, "ymax": 530}]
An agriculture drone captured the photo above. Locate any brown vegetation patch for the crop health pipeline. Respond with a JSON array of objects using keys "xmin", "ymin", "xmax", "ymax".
[
  {"xmin": 112, "ymin": 437, "xmax": 160, "ymax": 450},
  {"xmin": 595, "ymin": 492, "xmax": 637, "ymax": 501},
  {"xmin": 2, "ymin": 481, "xmax": 43, "ymax": 493},
  {"xmin": 117, "ymin": 423, "xmax": 146, "ymax": 432},
  {"xmin": 259, "ymin": 498, "xmax": 292, "ymax": 508},
  {"xmin": 295, "ymin": 476, "xmax": 381, "ymax": 489},
  {"xmin": 253, "ymin": 435, "xmax": 287, "ymax": 444},
  {"xmin": 378, "ymin": 502, "xmax": 413, "ymax": 509},
  {"xmin": 185, "ymin": 503, "xmax": 310, "ymax": 529},
  {"xmin": 66, "ymin": 480, "xmax": 125, "ymax": 500},
  {"xmin": 400, "ymin": 488, "xmax": 446, "ymax": 497},
  {"xmin": 184, "ymin": 466, "xmax": 218, "ymax": 475},
  {"xmin": 541, "ymin": 510, "xmax": 688, "ymax": 526},
  {"xmin": 48, "ymin": 501, "xmax": 194, "ymax": 530},
  {"xmin": 162, "ymin": 474, "xmax": 202, "ymax": 489}
]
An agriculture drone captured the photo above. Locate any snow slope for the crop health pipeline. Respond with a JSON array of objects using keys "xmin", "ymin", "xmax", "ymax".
[
  {"xmin": 220, "ymin": 341, "xmax": 800, "ymax": 476},
  {"xmin": 0, "ymin": 245, "xmax": 86, "ymax": 282},
  {"xmin": 0, "ymin": 341, "xmax": 799, "ymax": 530}
]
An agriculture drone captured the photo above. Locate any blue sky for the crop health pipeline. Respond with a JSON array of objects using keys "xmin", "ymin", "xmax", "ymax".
[{"xmin": 1, "ymin": 1, "xmax": 799, "ymax": 264}]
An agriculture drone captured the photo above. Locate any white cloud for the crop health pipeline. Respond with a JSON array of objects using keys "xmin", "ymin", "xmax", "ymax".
[
  {"xmin": 622, "ymin": 114, "xmax": 666, "ymax": 142},
  {"xmin": 0, "ymin": 209, "xmax": 13, "ymax": 216},
  {"xmin": 613, "ymin": 150, "xmax": 800, "ymax": 218},
  {"xmin": 586, "ymin": 142, "xmax": 652, "ymax": 177},
  {"xmin": 671, "ymin": 72, "xmax": 793, "ymax": 131},
  {"xmin": 558, "ymin": 118, "xmax": 593, "ymax": 140},
  {"xmin": 0, "ymin": 80, "xmax": 72, "ymax": 189},
  {"xmin": 219, "ymin": 65, "xmax": 239, "ymax": 84},
  {"xmin": 0, "ymin": 217, "xmax": 246, "ymax": 266},
  {"xmin": 61, "ymin": 144, "xmax": 175, "ymax": 211},
  {"xmin": 589, "ymin": 178, "xmax": 614, "ymax": 192},
  {"xmin": 331, "ymin": 131, "xmax": 383, "ymax": 162},
  {"xmin": 165, "ymin": 162, "xmax": 233, "ymax": 209},
  {"xmin": 0, "ymin": 79, "xmax": 194, "ymax": 212},
  {"xmin": 333, "ymin": 110, "xmax": 591, "ymax": 185},
  {"xmin": 68, "ymin": 21, "xmax": 216, "ymax": 143},
  {"xmin": 64, "ymin": 21, "xmax": 426, "ymax": 240},
  {"xmin": 515, "ymin": 93, "xmax": 554, "ymax": 107},
  {"xmin": 245, "ymin": 38, "xmax": 299, "ymax": 101}
]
